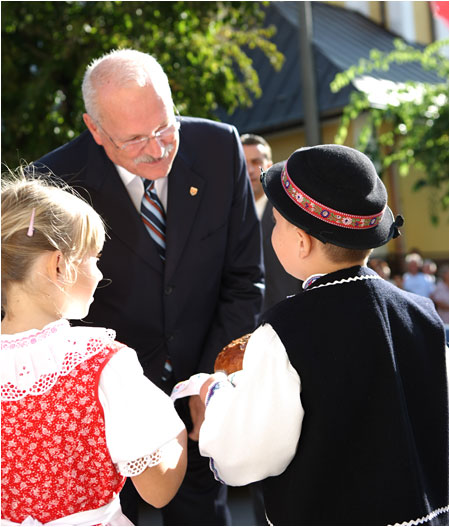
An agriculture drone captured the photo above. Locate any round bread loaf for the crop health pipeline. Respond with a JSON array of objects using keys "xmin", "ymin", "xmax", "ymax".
[{"xmin": 214, "ymin": 333, "xmax": 251, "ymax": 375}]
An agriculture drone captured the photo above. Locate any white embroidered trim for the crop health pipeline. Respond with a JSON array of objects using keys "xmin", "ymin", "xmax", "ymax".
[
  {"xmin": 116, "ymin": 438, "xmax": 182, "ymax": 477},
  {"xmin": 116, "ymin": 449, "xmax": 162, "ymax": 477},
  {"xmin": 1, "ymin": 320, "xmax": 116, "ymax": 401},
  {"xmin": 388, "ymin": 505, "xmax": 449, "ymax": 526},
  {"xmin": 262, "ymin": 505, "xmax": 449, "ymax": 527},
  {"xmin": 306, "ymin": 274, "xmax": 382, "ymax": 292}
]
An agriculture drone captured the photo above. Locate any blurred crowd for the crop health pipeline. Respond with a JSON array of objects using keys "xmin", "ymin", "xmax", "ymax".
[{"xmin": 368, "ymin": 252, "xmax": 449, "ymax": 341}]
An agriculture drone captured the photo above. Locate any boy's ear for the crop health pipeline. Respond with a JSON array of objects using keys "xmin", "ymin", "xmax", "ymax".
[{"xmin": 296, "ymin": 228, "xmax": 312, "ymax": 258}]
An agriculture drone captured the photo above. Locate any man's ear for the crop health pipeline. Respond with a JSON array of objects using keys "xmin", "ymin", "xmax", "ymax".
[
  {"xmin": 83, "ymin": 113, "xmax": 103, "ymax": 146},
  {"xmin": 296, "ymin": 228, "xmax": 312, "ymax": 258}
]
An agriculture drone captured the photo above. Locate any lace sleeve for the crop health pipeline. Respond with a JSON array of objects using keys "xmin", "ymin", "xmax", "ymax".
[
  {"xmin": 114, "ymin": 436, "xmax": 184, "ymax": 477},
  {"xmin": 116, "ymin": 449, "xmax": 162, "ymax": 477}
]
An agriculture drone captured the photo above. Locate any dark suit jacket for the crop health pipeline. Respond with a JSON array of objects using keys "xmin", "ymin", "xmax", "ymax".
[
  {"xmin": 35, "ymin": 117, "xmax": 264, "ymax": 392},
  {"xmin": 261, "ymin": 200, "xmax": 302, "ymax": 313}
]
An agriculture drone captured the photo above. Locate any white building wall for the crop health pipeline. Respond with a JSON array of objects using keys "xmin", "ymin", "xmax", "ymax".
[
  {"xmin": 343, "ymin": 1, "xmax": 371, "ymax": 18},
  {"xmin": 343, "ymin": 1, "xmax": 448, "ymax": 44},
  {"xmin": 385, "ymin": 1, "xmax": 417, "ymax": 43},
  {"xmin": 434, "ymin": 16, "xmax": 449, "ymax": 40}
]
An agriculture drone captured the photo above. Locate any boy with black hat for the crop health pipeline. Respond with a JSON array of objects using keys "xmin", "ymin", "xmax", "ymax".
[{"xmin": 178, "ymin": 145, "xmax": 449, "ymax": 526}]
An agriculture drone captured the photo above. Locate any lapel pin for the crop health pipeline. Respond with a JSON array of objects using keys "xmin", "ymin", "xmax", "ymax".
[{"xmin": 190, "ymin": 186, "xmax": 198, "ymax": 196}]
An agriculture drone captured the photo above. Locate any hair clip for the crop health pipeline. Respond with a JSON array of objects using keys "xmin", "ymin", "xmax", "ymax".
[{"xmin": 27, "ymin": 208, "xmax": 36, "ymax": 237}]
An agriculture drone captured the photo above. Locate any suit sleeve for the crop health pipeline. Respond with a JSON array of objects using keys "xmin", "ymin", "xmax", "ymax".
[{"xmin": 197, "ymin": 126, "xmax": 264, "ymax": 373}]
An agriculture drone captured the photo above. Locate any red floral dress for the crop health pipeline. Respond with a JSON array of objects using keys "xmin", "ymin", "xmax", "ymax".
[{"xmin": 1, "ymin": 324, "xmax": 125, "ymax": 524}]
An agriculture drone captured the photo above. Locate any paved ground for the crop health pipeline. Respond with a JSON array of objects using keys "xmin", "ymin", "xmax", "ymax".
[{"xmin": 139, "ymin": 485, "xmax": 258, "ymax": 526}]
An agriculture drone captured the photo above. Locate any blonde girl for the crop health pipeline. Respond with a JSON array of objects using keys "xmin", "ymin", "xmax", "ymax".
[{"xmin": 1, "ymin": 171, "xmax": 187, "ymax": 526}]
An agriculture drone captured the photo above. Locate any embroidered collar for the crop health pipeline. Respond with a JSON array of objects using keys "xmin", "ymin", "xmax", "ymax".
[
  {"xmin": 1, "ymin": 320, "xmax": 116, "ymax": 401},
  {"xmin": 1, "ymin": 319, "xmax": 69, "ymax": 350},
  {"xmin": 302, "ymin": 274, "xmax": 325, "ymax": 290},
  {"xmin": 303, "ymin": 266, "xmax": 382, "ymax": 292}
]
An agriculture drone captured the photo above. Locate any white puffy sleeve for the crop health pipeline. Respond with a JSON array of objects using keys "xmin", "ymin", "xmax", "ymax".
[
  {"xmin": 198, "ymin": 323, "xmax": 304, "ymax": 486},
  {"xmin": 98, "ymin": 346, "xmax": 185, "ymax": 476}
]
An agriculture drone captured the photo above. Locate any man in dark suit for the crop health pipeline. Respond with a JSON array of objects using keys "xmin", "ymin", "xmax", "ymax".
[
  {"xmin": 34, "ymin": 49, "xmax": 264, "ymax": 526},
  {"xmin": 241, "ymin": 134, "xmax": 301, "ymax": 312}
]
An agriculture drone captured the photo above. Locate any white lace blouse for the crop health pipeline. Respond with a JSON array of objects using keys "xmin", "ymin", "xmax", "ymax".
[{"xmin": 0, "ymin": 319, "xmax": 185, "ymax": 477}]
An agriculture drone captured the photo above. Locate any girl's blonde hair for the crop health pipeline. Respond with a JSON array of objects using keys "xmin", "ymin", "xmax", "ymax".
[{"xmin": 1, "ymin": 167, "xmax": 106, "ymax": 312}]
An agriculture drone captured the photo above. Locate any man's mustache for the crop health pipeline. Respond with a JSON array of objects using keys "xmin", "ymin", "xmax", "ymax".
[{"xmin": 134, "ymin": 143, "xmax": 174, "ymax": 165}]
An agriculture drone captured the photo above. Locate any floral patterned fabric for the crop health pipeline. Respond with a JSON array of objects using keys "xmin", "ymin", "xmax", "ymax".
[
  {"xmin": 281, "ymin": 164, "xmax": 384, "ymax": 229},
  {"xmin": 1, "ymin": 345, "xmax": 126, "ymax": 524}
]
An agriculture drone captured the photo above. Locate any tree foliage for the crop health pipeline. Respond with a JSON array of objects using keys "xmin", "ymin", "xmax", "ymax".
[
  {"xmin": 1, "ymin": 1, "xmax": 283, "ymax": 168},
  {"xmin": 331, "ymin": 39, "xmax": 449, "ymax": 225}
]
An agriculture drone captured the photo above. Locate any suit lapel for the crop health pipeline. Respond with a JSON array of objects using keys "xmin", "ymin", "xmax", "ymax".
[
  {"xmin": 84, "ymin": 139, "xmax": 163, "ymax": 274},
  {"xmin": 165, "ymin": 153, "xmax": 204, "ymax": 281}
]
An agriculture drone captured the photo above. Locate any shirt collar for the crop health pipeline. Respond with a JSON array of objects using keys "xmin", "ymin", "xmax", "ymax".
[
  {"xmin": 302, "ymin": 274, "xmax": 325, "ymax": 290},
  {"xmin": 115, "ymin": 164, "xmax": 137, "ymax": 187},
  {"xmin": 115, "ymin": 164, "xmax": 168, "ymax": 212},
  {"xmin": 255, "ymin": 194, "xmax": 268, "ymax": 220}
]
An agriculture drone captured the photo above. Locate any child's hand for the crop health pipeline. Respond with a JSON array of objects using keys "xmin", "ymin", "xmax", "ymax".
[
  {"xmin": 188, "ymin": 374, "xmax": 224, "ymax": 441},
  {"xmin": 188, "ymin": 395, "xmax": 205, "ymax": 441},
  {"xmin": 199, "ymin": 375, "xmax": 219, "ymax": 404}
]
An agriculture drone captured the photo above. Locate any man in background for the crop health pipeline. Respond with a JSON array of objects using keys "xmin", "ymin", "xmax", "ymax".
[{"xmin": 241, "ymin": 133, "xmax": 302, "ymax": 312}]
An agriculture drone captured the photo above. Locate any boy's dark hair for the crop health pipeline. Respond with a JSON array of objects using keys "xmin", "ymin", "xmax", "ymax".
[{"xmin": 320, "ymin": 242, "xmax": 373, "ymax": 264}]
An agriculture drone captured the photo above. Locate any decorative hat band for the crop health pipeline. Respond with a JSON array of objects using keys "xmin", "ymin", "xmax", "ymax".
[{"xmin": 281, "ymin": 164, "xmax": 385, "ymax": 230}]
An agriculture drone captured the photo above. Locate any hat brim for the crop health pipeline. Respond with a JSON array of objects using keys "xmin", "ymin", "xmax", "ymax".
[{"xmin": 261, "ymin": 161, "xmax": 397, "ymax": 250}]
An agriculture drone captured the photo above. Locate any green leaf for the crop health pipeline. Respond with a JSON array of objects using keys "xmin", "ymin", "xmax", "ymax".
[
  {"xmin": 1, "ymin": 1, "xmax": 283, "ymax": 167},
  {"xmin": 332, "ymin": 38, "xmax": 449, "ymax": 223}
]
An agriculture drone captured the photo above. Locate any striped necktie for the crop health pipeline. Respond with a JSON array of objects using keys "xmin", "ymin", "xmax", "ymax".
[{"xmin": 141, "ymin": 179, "xmax": 166, "ymax": 260}]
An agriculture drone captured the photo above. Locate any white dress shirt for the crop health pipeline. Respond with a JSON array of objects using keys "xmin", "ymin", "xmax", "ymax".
[
  {"xmin": 255, "ymin": 194, "xmax": 268, "ymax": 221},
  {"xmin": 115, "ymin": 164, "xmax": 168, "ymax": 212}
]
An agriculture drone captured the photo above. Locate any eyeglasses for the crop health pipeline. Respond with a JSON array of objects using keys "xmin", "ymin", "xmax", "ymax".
[{"xmin": 96, "ymin": 119, "xmax": 180, "ymax": 154}]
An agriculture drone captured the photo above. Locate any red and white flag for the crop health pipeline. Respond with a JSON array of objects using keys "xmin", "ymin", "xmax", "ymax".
[{"xmin": 430, "ymin": 1, "xmax": 449, "ymax": 25}]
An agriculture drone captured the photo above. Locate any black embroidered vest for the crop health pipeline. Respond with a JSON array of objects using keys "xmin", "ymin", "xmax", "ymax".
[{"xmin": 261, "ymin": 266, "xmax": 449, "ymax": 526}]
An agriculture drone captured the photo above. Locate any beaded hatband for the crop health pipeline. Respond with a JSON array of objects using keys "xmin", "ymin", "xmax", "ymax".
[{"xmin": 281, "ymin": 164, "xmax": 385, "ymax": 230}]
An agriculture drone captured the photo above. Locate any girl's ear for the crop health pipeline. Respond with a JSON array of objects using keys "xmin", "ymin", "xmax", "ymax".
[{"xmin": 47, "ymin": 251, "xmax": 66, "ymax": 283}]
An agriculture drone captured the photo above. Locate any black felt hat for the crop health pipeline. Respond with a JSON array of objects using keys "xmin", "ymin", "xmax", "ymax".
[{"xmin": 261, "ymin": 144, "xmax": 403, "ymax": 250}]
